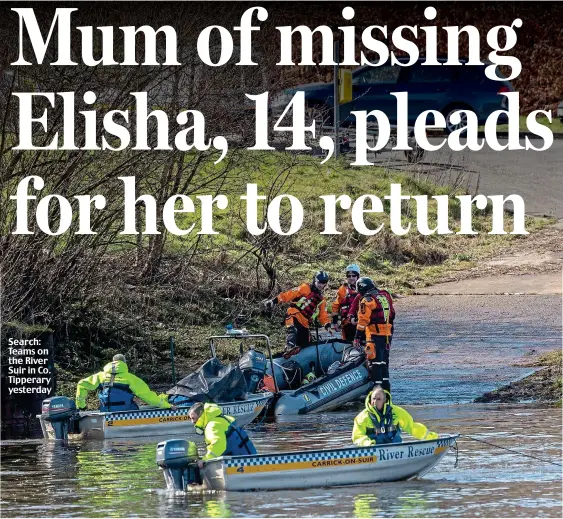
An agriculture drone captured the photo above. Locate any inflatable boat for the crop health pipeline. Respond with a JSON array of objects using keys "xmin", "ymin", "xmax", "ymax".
[
  {"xmin": 157, "ymin": 435, "xmax": 458, "ymax": 491},
  {"xmin": 266, "ymin": 335, "xmax": 373, "ymax": 415},
  {"xmin": 39, "ymin": 334, "xmax": 278, "ymax": 441}
]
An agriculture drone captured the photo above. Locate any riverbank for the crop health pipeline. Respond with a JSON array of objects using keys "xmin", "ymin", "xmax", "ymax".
[
  {"xmin": 475, "ymin": 350, "xmax": 562, "ymax": 406},
  {"xmin": 57, "ymin": 217, "xmax": 562, "ymax": 406},
  {"xmin": 2, "ymin": 167, "xmax": 560, "ymax": 416},
  {"xmin": 4, "ymin": 155, "xmax": 555, "ymax": 395}
]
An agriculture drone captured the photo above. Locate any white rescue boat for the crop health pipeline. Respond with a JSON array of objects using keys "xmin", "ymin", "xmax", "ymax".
[
  {"xmin": 38, "ymin": 392, "xmax": 273, "ymax": 440},
  {"xmin": 199, "ymin": 435, "xmax": 457, "ymax": 491}
]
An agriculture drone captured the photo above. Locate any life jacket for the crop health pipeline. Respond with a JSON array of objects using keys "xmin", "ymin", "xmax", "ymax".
[
  {"xmin": 98, "ymin": 381, "xmax": 138, "ymax": 412},
  {"xmin": 365, "ymin": 290, "xmax": 395, "ymax": 329},
  {"xmin": 220, "ymin": 416, "xmax": 257, "ymax": 456},
  {"xmin": 367, "ymin": 406, "xmax": 402, "ymax": 444},
  {"xmin": 340, "ymin": 284, "xmax": 359, "ymax": 319},
  {"xmin": 291, "ymin": 286, "xmax": 324, "ymax": 320}
]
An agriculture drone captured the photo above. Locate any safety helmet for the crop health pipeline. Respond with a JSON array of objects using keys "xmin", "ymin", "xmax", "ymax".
[
  {"xmin": 343, "ymin": 347, "xmax": 363, "ymax": 363},
  {"xmin": 345, "ymin": 264, "xmax": 360, "ymax": 276},
  {"xmin": 313, "ymin": 270, "xmax": 329, "ymax": 284},
  {"xmin": 356, "ymin": 277, "xmax": 376, "ymax": 295}
]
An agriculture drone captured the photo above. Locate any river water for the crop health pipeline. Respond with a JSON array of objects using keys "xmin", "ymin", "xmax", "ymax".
[
  {"xmin": 2, "ymin": 294, "xmax": 561, "ymax": 516},
  {"xmin": 1, "ymin": 403, "xmax": 561, "ymax": 517}
]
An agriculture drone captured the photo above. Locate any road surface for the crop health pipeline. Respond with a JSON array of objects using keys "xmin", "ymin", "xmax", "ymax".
[{"xmin": 370, "ymin": 139, "xmax": 563, "ymax": 219}]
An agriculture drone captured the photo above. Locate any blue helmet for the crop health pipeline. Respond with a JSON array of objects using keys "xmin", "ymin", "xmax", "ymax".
[
  {"xmin": 345, "ymin": 264, "xmax": 360, "ymax": 276},
  {"xmin": 313, "ymin": 270, "xmax": 329, "ymax": 284}
]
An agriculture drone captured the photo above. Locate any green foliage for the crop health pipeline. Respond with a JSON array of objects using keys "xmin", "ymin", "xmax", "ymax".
[
  {"xmin": 2, "ymin": 322, "xmax": 53, "ymax": 334},
  {"xmin": 483, "ymin": 115, "xmax": 563, "ymax": 134}
]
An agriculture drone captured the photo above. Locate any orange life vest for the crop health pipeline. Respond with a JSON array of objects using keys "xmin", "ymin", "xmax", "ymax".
[{"xmin": 291, "ymin": 286, "xmax": 324, "ymax": 320}]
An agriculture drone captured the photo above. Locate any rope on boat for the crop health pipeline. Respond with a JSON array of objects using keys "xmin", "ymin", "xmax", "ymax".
[
  {"xmin": 246, "ymin": 396, "xmax": 271, "ymax": 430},
  {"xmin": 255, "ymin": 400, "xmax": 270, "ymax": 426},
  {"xmin": 460, "ymin": 434, "xmax": 562, "ymax": 467},
  {"xmin": 452, "ymin": 437, "xmax": 459, "ymax": 468}
]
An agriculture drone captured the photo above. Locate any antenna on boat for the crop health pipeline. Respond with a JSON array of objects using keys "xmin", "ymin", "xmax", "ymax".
[{"xmin": 169, "ymin": 336, "xmax": 176, "ymax": 385}]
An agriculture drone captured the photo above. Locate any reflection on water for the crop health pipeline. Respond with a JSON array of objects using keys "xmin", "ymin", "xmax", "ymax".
[
  {"xmin": 1, "ymin": 404, "xmax": 561, "ymax": 517},
  {"xmin": 75, "ymin": 443, "xmax": 157, "ymax": 517}
]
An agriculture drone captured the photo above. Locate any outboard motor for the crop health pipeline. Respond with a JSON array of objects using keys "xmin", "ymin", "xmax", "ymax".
[
  {"xmin": 41, "ymin": 396, "xmax": 78, "ymax": 441},
  {"xmin": 239, "ymin": 347, "xmax": 267, "ymax": 393},
  {"xmin": 156, "ymin": 439, "xmax": 201, "ymax": 491}
]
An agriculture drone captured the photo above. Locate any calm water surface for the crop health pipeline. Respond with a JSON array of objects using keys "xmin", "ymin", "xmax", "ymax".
[{"xmin": 1, "ymin": 404, "xmax": 561, "ymax": 517}]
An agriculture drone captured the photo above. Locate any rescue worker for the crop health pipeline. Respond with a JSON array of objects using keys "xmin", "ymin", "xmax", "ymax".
[
  {"xmin": 352, "ymin": 386, "xmax": 438, "ymax": 446},
  {"xmin": 265, "ymin": 270, "xmax": 332, "ymax": 351},
  {"xmin": 348, "ymin": 293, "xmax": 361, "ymax": 326},
  {"xmin": 331, "ymin": 264, "xmax": 361, "ymax": 342},
  {"xmin": 75, "ymin": 354, "xmax": 172, "ymax": 412},
  {"xmin": 188, "ymin": 402, "xmax": 256, "ymax": 465},
  {"xmin": 353, "ymin": 277, "xmax": 395, "ymax": 392}
]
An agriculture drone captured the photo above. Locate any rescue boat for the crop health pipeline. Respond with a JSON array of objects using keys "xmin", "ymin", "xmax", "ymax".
[
  {"xmin": 38, "ymin": 334, "xmax": 278, "ymax": 441},
  {"xmin": 157, "ymin": 435, "xmax": 458, "ymax": 491},
  {"xmin": 267, "ymin": 333, "xmax": 373, "ymax": 415},
  {"xmin": 38, "ymin": 393, "xmax": 273, "ymax": 440}
]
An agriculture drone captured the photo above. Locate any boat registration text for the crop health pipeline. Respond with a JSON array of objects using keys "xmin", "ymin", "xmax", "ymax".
[{"xmin": 318, "ymin": 369, "xmax": 364, "ymax": 397}]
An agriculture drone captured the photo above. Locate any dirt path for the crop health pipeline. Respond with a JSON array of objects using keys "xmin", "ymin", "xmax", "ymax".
[
  {"xmin": 415, "ymin": 272, "xmax": 560, "ymax": 296},
  {"xmin": 382, "ymin": 139, "xmax": 563, "ymax": 219}
]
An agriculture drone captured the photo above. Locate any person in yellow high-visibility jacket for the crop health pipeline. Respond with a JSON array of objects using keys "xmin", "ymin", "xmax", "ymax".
[
  {"xmin": 352, "ymin": 386, "xmax": 438, "ymax": 446},
  {"xmin": 75, "ymin": 354, "xmax": 171, "ymax": 412},
  {"xmin": 188, "ymin": 402, "xmax": 256, "ymax": 463}
]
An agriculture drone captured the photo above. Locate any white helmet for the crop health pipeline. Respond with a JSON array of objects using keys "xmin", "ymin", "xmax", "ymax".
[
  {"xmin": 343, "ymin": 347, "xmax": 363, "ymax": 363},
  {"xmin": 345, "ymin": 264, "xmax": 360, "ymax": 276}
]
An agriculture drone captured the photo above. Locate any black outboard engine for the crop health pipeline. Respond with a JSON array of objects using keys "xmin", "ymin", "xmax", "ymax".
[
  {"xmin": 41, "ymin": 396, "xmax": 78, "ymax": 441},
  {"xmin": 156, "ymin": 439, "xmax": 201, "ymax": 491},
  {"xmin": 239, "ymin": 347, "xmax": 267, "ymax": 393}
]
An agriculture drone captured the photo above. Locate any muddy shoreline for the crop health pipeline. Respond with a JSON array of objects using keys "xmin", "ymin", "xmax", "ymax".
[{"xmin": 475, "ymin": 352, "xmax": 562, "ymax": 405}]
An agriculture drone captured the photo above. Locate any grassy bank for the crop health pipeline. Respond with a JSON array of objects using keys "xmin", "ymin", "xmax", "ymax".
[
  {"xmin": 476, "ymin": 350, "xmax": 562, "ymax": 406},
  {"xmin": 479, "ymin": 114, "xmax": 563, "ymax": 134},
  {"xmin": 3, "ymin": 153, "xmax": 553, "ymax": 399}
]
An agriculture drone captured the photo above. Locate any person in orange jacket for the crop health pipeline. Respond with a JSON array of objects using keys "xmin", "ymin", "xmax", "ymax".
[
  {"xmin": 332, "ymin": 264, "xmax": 360, "ymax": 342},
  {"xmin": 353, "ymin": 277, "xmax": 396, "ymax": 392},
  {"xmin": 265, "ymin": 271, "xmax": 332, "ymax": 351},
  {"xmin": 348, "ymin": 292, "xmax": 361, "ymax": 326}
]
